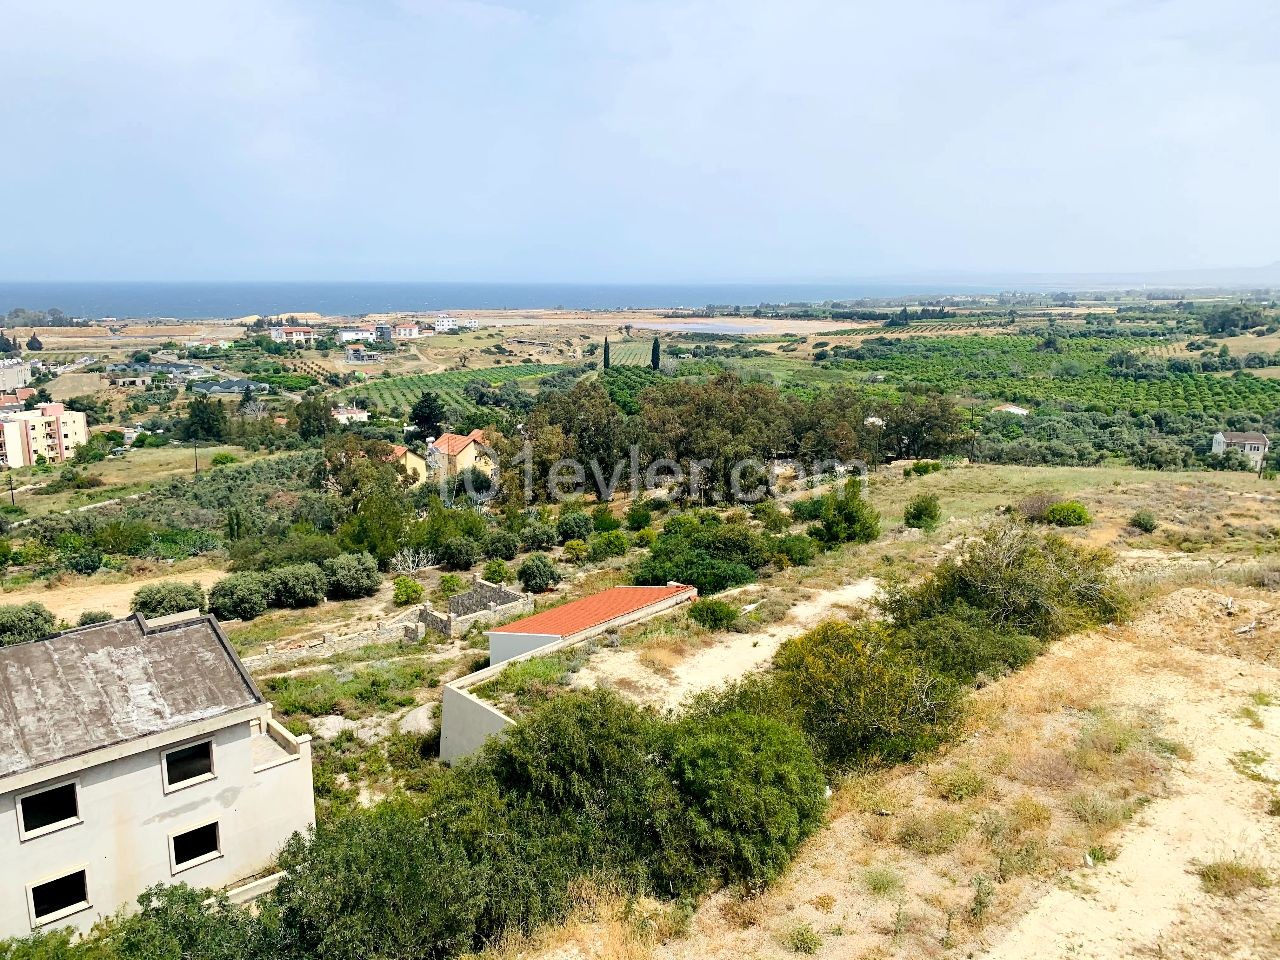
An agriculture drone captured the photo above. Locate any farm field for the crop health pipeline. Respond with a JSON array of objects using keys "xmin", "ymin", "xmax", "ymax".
[{"xmin": 337, "ymin": 362, "xmax": 573, "ymax": 414}]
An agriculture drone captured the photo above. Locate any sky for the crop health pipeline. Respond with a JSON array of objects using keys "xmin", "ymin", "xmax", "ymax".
[{"xmin": 1, "ymin": 0, "xmax": 1277, "ymax": 283}]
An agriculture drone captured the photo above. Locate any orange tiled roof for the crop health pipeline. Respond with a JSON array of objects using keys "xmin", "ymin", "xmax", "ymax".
[
  {"xmin": 489, "ymin": 584, "xmax": 694, "ymax": 639},
  {"xmin": 432, "ymin": 429, "xmax": 486, "ymax": 457}
]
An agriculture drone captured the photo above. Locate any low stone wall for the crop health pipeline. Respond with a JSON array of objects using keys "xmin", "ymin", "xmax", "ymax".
[{"xmin": 419, "ymin": 578, "xmax": 533, "ymax": 640}]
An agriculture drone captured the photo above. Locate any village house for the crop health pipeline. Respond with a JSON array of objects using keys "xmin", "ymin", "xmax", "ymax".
[
  {"xmin": 432, "ymin": 316, "xmax": 458, "ymax": 333},
  {"xmin": 0, "ymin": 403, "xmax": 89, "ymax": 468},
  {"xmin": 0, "ymin": 388, "xmax": 37, "ymax": 413},
  {"xmin": 393, "ymin": 323, "xmax": 423, "ymax": 340},
  {"xmin": 336, "ymin": 328, "xmax": 375, "ymax": 343},
  {"xmin": 268, "ymin": 326, "xmax": 317, "ymax": 347},
  {"xmin": 333, "ymin": 405, "xmax": 369, "ymax": 425},
  {"xmin": 459, "ymin": 317, "xmax": 479, "ymax": 330},
  {"xmin": 429, "ymin": 429, "xmax": 495, "ymax": 480},
  {"xmin": 0, "ymin": 612, "xmax": 315, "ymax": 937},
  {"xmin": 391, "ymin": 444, "xmax": 429, "ymax": 484},
  {"xmin": 1212, "ymin": 431, "xmax": 1270, "ymax": 470},
  {"xmin": 0, "ymin": 357, "xmax": 32, "ymax": 393}
]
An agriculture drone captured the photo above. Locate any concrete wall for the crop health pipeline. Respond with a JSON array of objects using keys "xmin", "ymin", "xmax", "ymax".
[
  {"xmin": 437, "ymin": 685, "xmax": 516, "ymax": 765},
  {"xmin": 488, "ymin": 631, "xmax": 561, "ymax": 666},
  {"xmin": 0, "ymin": 712, "xmax": 314, "ymax": 938}
]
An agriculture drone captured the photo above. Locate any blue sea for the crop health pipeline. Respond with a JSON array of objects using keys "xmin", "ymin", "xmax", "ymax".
[{"xmin": 0, "ymin": 281, "xmax": 1000, "ymax": 320}]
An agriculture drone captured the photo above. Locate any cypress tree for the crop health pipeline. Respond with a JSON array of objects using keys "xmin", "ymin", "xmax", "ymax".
[
  {"xmin": 603, "ymin": 337, "xmax": 611, "ymax": 369},
  {"xmin": 650, "ymin": 337, "xmax": 660, "ymax": 370}
]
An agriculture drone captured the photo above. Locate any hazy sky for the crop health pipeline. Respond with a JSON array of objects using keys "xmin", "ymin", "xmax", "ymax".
[{"xmin": 2, "ymin": 0, "xmax": 1277, "ymax": 282}]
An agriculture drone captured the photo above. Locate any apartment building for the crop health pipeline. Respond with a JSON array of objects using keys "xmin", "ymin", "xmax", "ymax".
[
  {"xmin": 0, "ymin": 403, "xmax": 89, "ymax": 468},
  {"xmin": 0, "ymin": 358, "xmax": 31, "ymax": 393},
  {"xmin": 0, "ymin": 612, "xmax": 315, "ymax": 937}
]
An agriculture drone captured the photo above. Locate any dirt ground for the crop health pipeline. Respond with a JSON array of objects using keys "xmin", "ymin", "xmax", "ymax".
[
  {"xmin": 497, "ymin": 581, "xmax": 1280, "ymax": 960},
  {"xmin": 0, "ymin": 564, "xmax": 225, "ymax": 622}
]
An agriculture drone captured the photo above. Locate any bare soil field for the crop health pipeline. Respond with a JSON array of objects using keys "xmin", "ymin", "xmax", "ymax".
[{"xmin": 0, "ymin": 563, "xmax": 225, "ymax": 623}]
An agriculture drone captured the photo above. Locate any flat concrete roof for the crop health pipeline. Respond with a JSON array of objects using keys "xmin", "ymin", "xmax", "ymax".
[{"xmin": 0, "ymin": 613, "xmax": 261, "ymax": 779}]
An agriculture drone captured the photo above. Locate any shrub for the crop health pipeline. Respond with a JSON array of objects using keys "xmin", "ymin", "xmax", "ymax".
[
  {"xmin": 896, "ymin": 809, "xmax": 970, "ymax": 854},
  {"xmin": 77, "ymin": 609, "xmax": 113, "ymax": 626},
  {"xmin": 130, "ymin": 581, "xmax": 207, "ymax": 619},
  {"xmin": 435, "ymin": 573, "xmax": 466, "ymax": 600},
  {"xmin": 591, "ymin": 504, "xmax": 621, "ymax": 532},
  {"xmin": 751, "ymin": 499, "xmax": 791, "ymax": 533},
  {"xmin": 632, "ymin": 513, "xmax": 767, "ymax": 595},
  {"xmin": 555, "ymin": 511, "xmax": 593, "ymax": 544},
  {"xmin": 1045, "ymin": 501, "xmax": 1091, "ymax": 527},
  {"xmin": 265, "ymin": 563, "xmax": 329, "ymax": 608},
  {"xmin": 587, "ymin": 530, "xmax": 628, "ymax": 561},
  {"xmin": 895, "ymin": 604, "xmax": 1041, "ymax": 683},
  {"xmin": 1014, "ymin": 492, "xmax": 1058, "ymax": 523},
  {"xmin": 208, "ymin": 573, "xmax": 271, "ymax": 621},
  {"xmin": 562, "ymin": 539, "xmax": 589, "ymax": 563},
  {"xmin": 809, "ymin": 478, "xmax": 880, "ymax": 546},
  {"xmin": 903, "ymin": 493, "xmax": 941, "ymax": 531},
  {"xmin": 517, "ymin": 553, "xmax": 561, "ymax": 593},
  {"xmin": 688, "ymin": 598, "xmax": 740, "ymax": 631},
  {"xmin": 625, "ymin": 501, "xmax": 653, "ymax": 531},
  {"xmin": 783, "ymin": 923, "xmax": 822, "ymax": 954},
  {"xmin": 0, "ymin": 602, "xmax": 56, "ymax": 646},
  {"xmin": 324, "ymin": 552, "xmax": 382, "ymax": 599},
  {"xmin": 484, "ymin": 530, "xmax": 519, "ymax": 561},
  {"xmin": 906, "ymin": 460, "xmax": 943, "ymax": 477},
  {"xmin": 880, "ymin": 521, "xmax": 1129, "ymax": 640},
  {"xmin": 393, "ymin": 576, "xmax": 425, "ymax": 606},
  {"xmin": 1195, "ymin": 855, "xmax": 1272, "ymax": 897},
  {"xmin": 789, "ymin": 497, "xmax": 825, "ymax": 522},
  {"xmin": 274, "ymin": 797, "xmax": 487, "ymax": 960},
  {"xmin": 631, "ymin": 527, "xmax": 657, "ymax": 548},
  {"xmin": 773, "ymin": 621, "xmax": 963, "ymax": 769},
  {"xmin": 210, "ymin": 452, "xmax": 238, "ymax": 466},
  {"xmin": 521, "ymin": 522, "xmax": 557, "ymax": 552},
  {"xmin": 482, "ymin": 559, "xmax": 512, "ymax": 584},
  {"xmin": 770, "ymin": 533, "xmax": 819, "ymax": 567},
  {"xmin": 669, "ymin": 711, "xmax": 826, "ymax": 886},
  {"xmin": 1129, "ymin": 509, "xmax": 1158, "ymax": 533},
  {"xmin": 439, "ymin": 536, "xmax": 481, "ymax": 571}
]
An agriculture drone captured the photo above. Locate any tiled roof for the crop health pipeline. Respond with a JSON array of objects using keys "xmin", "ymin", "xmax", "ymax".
[
  {"xmin": 1220, "ymin": 431, "xmax": 1269, "ymax": 444},
  {"xmin": 0, "ymin": 614, "xmax": 261, "ymax": 778},
  {"xmin": 433, "ymin": 429, "xmax": 486, "ymax": 457},
  {"xmin": 489, "ymin": 584, "xmax": 694, "ymax": 639}
]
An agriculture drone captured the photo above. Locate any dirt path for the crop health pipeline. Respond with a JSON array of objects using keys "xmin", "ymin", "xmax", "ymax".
[
  {"xmin": 0, "ymin": 566, "xmax": 224, "ymax": 622},
  {"xmin": 573, "ymin": 577, "xmax": 879, "ymax": 711}
]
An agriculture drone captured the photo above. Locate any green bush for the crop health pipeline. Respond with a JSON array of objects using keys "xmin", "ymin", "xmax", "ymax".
[
  {"xmin": 906, "ymin": 460, "xmax": 943, "ymax": 477},
  {"xmin": 439, "ymin": 536, "xmax": 481, "ymax": 571},
  {"xmin": 77, "ymin": 610, "xmax": 113, "ymax": 626},
  {"xmin": 210, "ymin": 452, "xmax": 239, "ymax": 466},
  {"xmin": 130, "ymin": 581, "xmax": 207, "ymax": 619},
  {"xmin": 808, "ymin": 478, "xmax": 880, "ymax": 547},
  {"xmin": 894, "ymin": 604, "xmax": 1041, "ymax": 683},
  {"xmin": 517, "ymin": 553, "xmax": 561, "ymax": 593},
  {"xmin": 631, "ymin": 527, "xmax": 657, "ymax": 548},
  {"xmin": 0, "ymin": 602, "xmax": 56, "ymax": 646},
  {"xmin": 484, "ymin": 530, "xmax": 519, "ymax": 561},
  {"xmin": 624, "ymin": 501, "xmax": 653, "ymax": 532},
  {"xmin": 393, "ymin": 576, "xmax": 425, "ymax": 606},
  {"xmin": 1044, "ymin": 501, "xmax": 1091, "ymax": 527},
  {"xmin": 520, "ymin": 522, "xmax": 557, "ymax": 552},
  {"xmin": 592, "ymin": 504, "xmax": 621, "ymax": 532},
  {"xmin": 632, "ymin": 512, "xmax": 767, "ymax": 595},
  {"xmin": 1129, "ymin": 509, "xmax": 1158, "ymax": 533},
  {"xmin": 208, "ymin": 573, "xmax": 272, "ymax": 621},
  {"xmin": 562, "ymin": 539, "xmax": 589, "ymax": 563},
  {"xmin": 482, "ymin": 559, "xmax": 512, "ymax": 584},
  {"xmin": 688, "ymin": 598, "xmax": 740, "ymax": 631},
  {"xmin": 773, "ymin": 621, "xmax": 963, "ymax": 769},
  {"xmin": 903, "ymin": 493, "xmax": 941, "ymax": 531},
  {"xmin": 265, "ymin": 563, "xmax": 329, "ymax": 608},
  {"xmin": 435, "ymin": 574, "xmax": 466, "ymax": 600},
  {"xmin": 669, "ymin": 711, "xmax": 826, "ymax": 886},
  {"xmin": 751, "ymin": 500, "xmax": 791, "ymax": 533},
  {"xmin": 555, "ymin": 512, "xmax": 593, "ymax": 544},
  {"xmin": 880, "ymin": 521, "xmax": 1128, "ymax": 640},
  {"xmin": 324, "ymin": 552, "xmax": 382, "ymax": 599},
  {"xmin": 587, "ymin": 530, "xmax": 628, "ymax": 561},
  {"xmin": 770, "ymin": 533, "xmax": 819, "ymax": 567}
]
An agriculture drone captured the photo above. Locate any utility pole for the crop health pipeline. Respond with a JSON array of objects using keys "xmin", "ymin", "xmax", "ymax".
[
  {"xmin": 6, "ymin": 474, "xmax": 14, "ymax": 506},
  {"xmin": 193, "ymin": 438, "xmax": 199, "ymax": 477}
]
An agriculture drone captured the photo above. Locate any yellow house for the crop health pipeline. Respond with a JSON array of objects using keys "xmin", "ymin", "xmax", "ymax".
[
  {"xmin": 430, "ymin": 429, "xmax": 494, "ymax": 479},
  {"xmin": 390, "ymin": 444, "xmax": 429, "ymax": 485}
]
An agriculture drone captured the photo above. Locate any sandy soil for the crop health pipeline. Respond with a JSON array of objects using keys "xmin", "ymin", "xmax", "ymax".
[
  {"xmin": 0, "ymin": 566, "xmax": 225, "ymax": 622},
  {"xmin": 573, "ymin": 577, "xmax": 879, "ymax": 711}
]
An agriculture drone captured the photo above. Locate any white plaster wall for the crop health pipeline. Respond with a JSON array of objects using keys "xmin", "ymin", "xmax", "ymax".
[
  {"xmin": 438, "ymin": 686, "xmax": 515, "ymax": 765},
  {"xmin": 0, "ymin": 719, "xmax": 315, "ymax": 938},
  {"xmin": 488, "ymin": 631, "xmax": 560, "ymax": 666}
]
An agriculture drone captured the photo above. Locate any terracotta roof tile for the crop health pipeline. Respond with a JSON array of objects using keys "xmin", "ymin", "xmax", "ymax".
[
  {"xmin": 433, "ymin": 430, "xmax": 485, "ymax": 456},
  {"xmin": 490, "ymin": 584, "xmax": 695, "ymax": 639}
]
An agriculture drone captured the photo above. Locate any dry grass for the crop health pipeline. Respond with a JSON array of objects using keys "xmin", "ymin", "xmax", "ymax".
[{"xmin": 1195, "ymin": 854, "xmax": 1272, "ymax": 898}]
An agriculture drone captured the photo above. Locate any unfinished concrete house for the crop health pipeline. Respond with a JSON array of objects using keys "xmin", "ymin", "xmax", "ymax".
[{"xmin": 0, "ymin": 612, "xmax": 315, "ymax": 938}]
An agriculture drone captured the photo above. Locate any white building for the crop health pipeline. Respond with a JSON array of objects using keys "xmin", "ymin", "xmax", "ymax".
[
  {"xmin": 393, "ymin": 324, "xmax": 423, "ymax": 339},
  {"xmin": 268, "ymin": 327, "xmax": 317, "ymax": 347},
  {"xmin": 459, "ymin": 317, "xmax": 479, "ymax": 330},
  {"xmin": 0, "ymin": 403, "xmax": 90, "ymax": 468},
  {"xmin": 0, "ymin": 358, "xmax": 31, "ymax": 393},
  {"xmin": 432, "ymin": 315, "xmax": 458, "ymax": 333},
  {"xmin": 992, "ymin": 403, "xmax": 1030, "ymax": 417},
  {"xmin": 333, "ymin": 406, "xmax": 369, "ymax": 424},
  {"xmin": 336, "ymin": 328, "xmax": 375, "ymax": 343},
  {"xmin": 1212, "ymin": 431, "xmax": 1270, "ymax": 470},
  {"xmin": 0, "ymin": 612, "xmax": 315, "ymax": 938}
]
